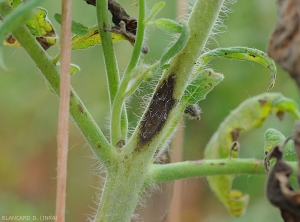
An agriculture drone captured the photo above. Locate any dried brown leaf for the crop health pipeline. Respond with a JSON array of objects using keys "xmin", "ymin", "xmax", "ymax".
[
  {"xmin": 266, "ymin": 122, "xmax": 300, "ymax": 221},
  {"xmin": 268, "ymin": 0, "xmax": 300, "ymax": 90}
]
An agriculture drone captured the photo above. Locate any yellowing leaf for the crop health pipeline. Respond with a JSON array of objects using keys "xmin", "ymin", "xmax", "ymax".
[
  {"xmin": 204, "ymin": 93, "xmax": 300, "ymax": 216},
  {"xmin": 26, "ymin": 7, "xmax": 58, "ymax": 50},
  {"xmin": 71, "ymin": 29, "xmax": 127, "ymax": 50}
]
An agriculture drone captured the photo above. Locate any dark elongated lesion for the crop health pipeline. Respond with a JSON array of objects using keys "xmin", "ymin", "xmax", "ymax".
[
  {"xmin": 85, "ymin": 0, "xmax": 149, "ymax": 53},
  {"xmin": 138, "ymin": 74, "xmax": 177, "ymax": 149}
]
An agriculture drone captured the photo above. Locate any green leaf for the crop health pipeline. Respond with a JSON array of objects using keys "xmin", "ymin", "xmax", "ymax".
[
  {"xmin": 160, "ymin": 20, "xmax": 188, "ymax": 66},
  {"xmin": 71, "ymin": 28, "xmax": 127, "ymax": 50},
  {"xmin": 198, "ymin": 47, "xmax": 277, "ymax": 90},
  {"xmin": 144, "ymin": 2, "xmax": 165, "ymax": 24},
  {"xmin": 204, "ymin": 93, "xmax": 300, "ymax": 217},
  {"xmin": 148, "ymin": 18, "xmax": 183, "ymax": 33},
  {"xmin": 264, "ymin": 128, "xmax": 286, "ymax": 154},
  {"xmin": 264, "ymin": 128, "xmax": 295, "ymax": 160},
  {"xmin": 182, "ymin": 69, "xmax": 224, "ymax": 104},
  {"xmin": 54, "ymin": 13, "xmax": 89, "ymax": 36},
  {"xmin": 0, "ymin": 0, "xmax": 44, "ymax": 70}
]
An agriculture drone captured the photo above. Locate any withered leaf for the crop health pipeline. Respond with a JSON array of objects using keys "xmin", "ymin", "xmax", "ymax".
[
  {"xmin": 268, "ymin": 0, "xmax": 300, "ymax": 90},
  {"xmin": 266, "ymin": 122, "xmax": 300, "ymax": 222}
]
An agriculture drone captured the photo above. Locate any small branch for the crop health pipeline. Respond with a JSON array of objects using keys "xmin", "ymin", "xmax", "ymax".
[
  {"xmin": 96, "ymin": 0, "xmax": 119, "ymax": 104},
  {"xmin": 123, "ymin": 0, "xmax": 146, "ymax": 76},
  {"xmin": 110, "ymin": 0, "xmax": 147, "ymax": 145},
  {"xmin": 55, "ymin": 0, "xmax": 72, "ymax": 221},
  {"xmin": 96, "ymin": 0, "xmax": 130, "ymax": 146},
  {"xmin": 147, "ymin": 159, "xmax": 298, "ymax": 186}
]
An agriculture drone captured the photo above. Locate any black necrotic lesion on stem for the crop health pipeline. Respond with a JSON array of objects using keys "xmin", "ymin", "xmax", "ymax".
[{"xmin": 137, "ymin": 74, "xmax": 177, "ymax": 150}]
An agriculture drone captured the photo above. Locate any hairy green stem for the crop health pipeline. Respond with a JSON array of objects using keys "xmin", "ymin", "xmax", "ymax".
[
  {"xmin": 96, "ymin": 0, "xmax": 128, "ymax": 145},
  {"xmin": 127, "ymin": 0, "xmax": 225, "ymax": 153},
  {"xmin": 110, "ymin": 0, "xmax": 147, "ymax": 145},
  {"xmin": 147, "ymin": 159, "xmax": 298, "ymax": 185},
  {"xmin": 0, "ymin": 3, "xmax": 115, "ymax": 166},
  {"xmin": 96, "ymin": 0, "xmax": 119, "ymax": 104},
  {"xmin": 95, "ymin": 1, "xmax": 226, "ymax": 221},
  {"xmin": 123, "ymin": 0, "xmax": 146, "ymax": 76}
]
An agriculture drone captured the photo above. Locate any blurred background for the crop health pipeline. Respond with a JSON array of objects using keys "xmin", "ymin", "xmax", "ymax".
[{"xmin": 0, "ymin": 0, "xmax": 299, "ymax": 221}]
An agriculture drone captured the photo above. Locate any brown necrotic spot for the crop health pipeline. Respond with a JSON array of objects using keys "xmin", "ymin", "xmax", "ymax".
[
  {"xmin": 231, "ymin": 128, "xmax": 241, "ymax": 141},
  {"xmin": 78, "ymin": 104, "xmax": 84, "ymax": 113},
  {"xmin": 6, "ymin": 35, "xmax": 16, "ymax": 44},
  {"xmin": 276, "ymin": 111, "xmax": 285, "ymax": 121},
  {"xmin": 259, "ymin": 98, "xmax": 268, "ymax": 106},
  {"xmin": 138, "ymin": 74, "xmax": 177, "ymax": 148},
  {"xmin": 117, "ymin": 139, "xmax": 125, "ymax": 148}
]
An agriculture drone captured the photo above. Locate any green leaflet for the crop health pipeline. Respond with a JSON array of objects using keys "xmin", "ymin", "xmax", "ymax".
[
  {"xmin": 148, "ymin": 20, "xmax": 188, "ymax": 79},
  {"xmin": 264, "ymin": 128, "xmax": 295, "ymax": 160},
  {"xmin": 160, "ymin": 20, "xmax": 188, "ymax": 67},
  {"xmin": 197, "ymin": 47, "xmax": 277, "ymax": 89},
  {"xmin": 144, "ymin": 2, "xmax": 165, "ymax": 24},
  {"xmin": 204, "ymin": 93, "xmax": 300, "ymax": 217},
  {"xmin": 54, "ymin": 13, "xmax": 89, "ymax": 36},
  {"xmin": 182, "ymin": 69, "xmax": 224, "ymax": 104},
  {"xmin": 147, "ymin": 18, "xmax": 183, "ymax": 33}
]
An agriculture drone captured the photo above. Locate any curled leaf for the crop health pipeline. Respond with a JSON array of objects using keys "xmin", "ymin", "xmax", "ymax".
[
  {"xmin": 26, "ymin": 7, "xmax": 58, "ymax": 50},
  {"xmin": 204, "ymin": 93, "xmax": 300, "ymax": 216},
  {"xmin": 197, "ymin": 47, "xmax": 277, "ymax": 90}
]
